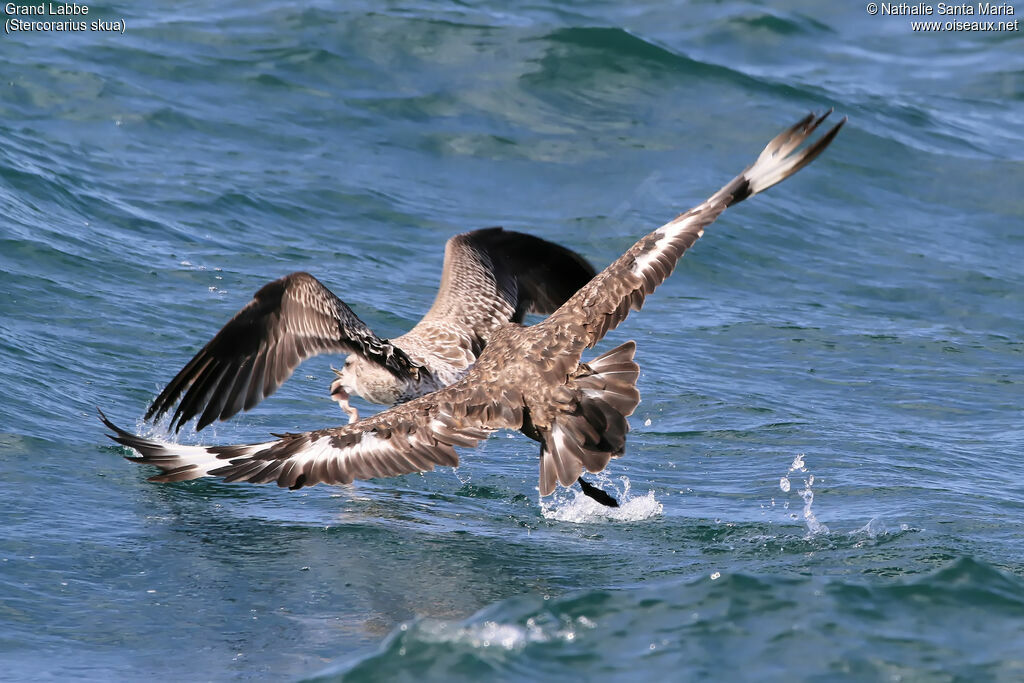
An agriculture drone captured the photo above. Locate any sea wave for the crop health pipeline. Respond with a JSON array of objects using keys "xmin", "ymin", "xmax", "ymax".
[{"xmin": 317, "ymin": 556, "xmax": 1024, "ymax": 682}]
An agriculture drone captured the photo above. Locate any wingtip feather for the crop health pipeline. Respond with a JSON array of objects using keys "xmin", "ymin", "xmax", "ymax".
[{"xmin": 743, "ymin": 110, "xmax": 845, "ymax": 198}]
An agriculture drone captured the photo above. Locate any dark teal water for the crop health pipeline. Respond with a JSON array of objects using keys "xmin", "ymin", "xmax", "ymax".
[{"xmin": 2, "ymin": 2, "xmax": 1023, "ymax": 680}]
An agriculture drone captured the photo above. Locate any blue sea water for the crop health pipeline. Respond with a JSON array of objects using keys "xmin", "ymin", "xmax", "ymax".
[{"xmin": 2, "ymin": 1, "xmax": 1023, "ymax": 680}]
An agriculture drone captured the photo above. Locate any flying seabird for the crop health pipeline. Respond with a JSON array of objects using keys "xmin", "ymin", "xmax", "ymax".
[
  {"xmin": 103, "ymin": 112, "xmax": 844, "ymax": 507},
  {"xmin": 144, "ymin": 227, "xmax": 596, "ymax": 431}
]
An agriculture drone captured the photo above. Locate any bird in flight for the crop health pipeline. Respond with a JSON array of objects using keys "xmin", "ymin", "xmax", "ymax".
[
  {"xmin": 103, "ymin": 111, "xmax": 844, "ymax": 508},
  {"xmin": 144, "ymin": 228, "xmax": 596, "ymax": 431}
]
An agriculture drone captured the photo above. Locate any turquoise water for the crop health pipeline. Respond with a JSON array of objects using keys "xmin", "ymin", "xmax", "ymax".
[{"xmin": 2, "ymin": 1, "xmax": 1023, "ymax": 680}]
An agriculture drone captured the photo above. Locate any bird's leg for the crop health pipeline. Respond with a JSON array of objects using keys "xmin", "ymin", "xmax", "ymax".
[{"xmin": 577, "ymin": 476, "xmax": 620, "ymax": 508}]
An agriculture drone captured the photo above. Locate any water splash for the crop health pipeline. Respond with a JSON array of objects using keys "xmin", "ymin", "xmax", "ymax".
[
  {"xmin": 451, "ymin": 467, "xmax": 472, "ymax": 486},
  {"xmin": 779, "ymin": 453, "xmax": 829, "ymax": 537},
  {"xmin": 540, "ymin": 475, "xmax": 662, "ymax": 523},
  {"xmin": 855, "ymin": 517, "xmax": 887, "ymax": 539},
  {"xmin": 849, "ymin": 518, "xmax": 914, "ymax": 547}
]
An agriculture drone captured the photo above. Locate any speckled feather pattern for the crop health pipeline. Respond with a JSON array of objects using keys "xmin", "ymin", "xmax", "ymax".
[
  {"xmin": 143, "ymin": 228, "xmax": 596, "ymax": 431},
  {"xmin": 109, "ymin": 113, "xmax": 844, "ymax": 495}
]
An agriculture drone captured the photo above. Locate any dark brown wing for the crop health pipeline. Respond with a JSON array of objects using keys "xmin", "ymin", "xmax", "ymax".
[
  {"xmin": 542, "ymin": 111, "xmax": 845, "ymax": 358},
  {"xmin": 146, "ymin": 272, "xmax": 417, "ymax": 432},
  {"xmin": 401, "ymin": 228, "xmax": 596, "ymax": 357},
  {"xmin": 476, "ymin": 228, "xmax": 598, "ymax": 319},
  {"xmin": 107, "ymin": 371, "xmax": 524, "ymax": 489}
]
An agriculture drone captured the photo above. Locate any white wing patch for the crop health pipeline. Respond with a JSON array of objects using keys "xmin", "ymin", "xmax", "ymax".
[
  {"xmin": 630, "ymin": 227, "xmax": 669, "ymax": 276},
  {"xmin": 630, "ymin": 213, "xmax": 709, "ymax": 278},
  {"xmin": 105, "ymin": 405, "xmax": 476, "ymax": 489}
]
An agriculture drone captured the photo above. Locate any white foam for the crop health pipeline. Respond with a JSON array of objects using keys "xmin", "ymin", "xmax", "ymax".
[
  {"xmin": 457, "ymin": 621, "xmax": 537, "ymax": 650},
  {"xmin": 409, "ymin": 613, "xmax": 595, "ymax": 653},
  {"xmin": 540, "ymin": 476, "xmax": 663, "ymax": 523}
]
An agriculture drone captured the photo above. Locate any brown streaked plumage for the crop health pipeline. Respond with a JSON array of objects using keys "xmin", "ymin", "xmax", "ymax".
[
  {"xmin": 144, "ymin": 228, "xmax": 596, "ymax": 432},
  {"xmin": 105, "ymin": 112, "xmax": 845, "ymax": 504}
]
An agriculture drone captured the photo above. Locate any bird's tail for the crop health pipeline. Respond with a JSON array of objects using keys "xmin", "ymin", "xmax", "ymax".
[{"xmin": 539, "ymin": 341, "xmax": 641, "ymax": 495}]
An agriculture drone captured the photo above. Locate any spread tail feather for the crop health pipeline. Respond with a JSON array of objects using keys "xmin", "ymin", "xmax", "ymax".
[{"xmin": 539, "ymin": 341, "xmax": 640, "ymax": 495}]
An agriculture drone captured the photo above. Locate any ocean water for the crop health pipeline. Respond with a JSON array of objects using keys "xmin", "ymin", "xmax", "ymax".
[{"xmin": 2, "ymin": 1, "xmax": 1023, "ymax": 680}]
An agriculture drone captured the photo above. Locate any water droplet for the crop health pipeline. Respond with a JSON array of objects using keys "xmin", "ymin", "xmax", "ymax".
[
  {"xmin": 779, "ymin": 477, "xmax": 791, "ymax": 492},
  {"xmin": 790, "ymin": 453, "xmax": 805, "ymax": 472}
]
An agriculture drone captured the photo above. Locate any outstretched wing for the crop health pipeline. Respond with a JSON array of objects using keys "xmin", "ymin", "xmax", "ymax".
[
  {"xmin": 398, "ymin": 228, "xmax": 596, "ymax": 364},
  {"xmin": 146, "ymin": 272, "xmax": 418, "ymax": 433},
  {"xmin": 106, "ymin": 372, "xmax": 524, "ymax": 489},
  {"xmin": 542, "ymin": 111, "xmax": 845, "ymax": 359}
]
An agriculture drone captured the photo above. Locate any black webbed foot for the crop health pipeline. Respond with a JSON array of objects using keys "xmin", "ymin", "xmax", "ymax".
[{"xmin": 577, "ymin": 476, "xmax": 619, "ymax": 507}]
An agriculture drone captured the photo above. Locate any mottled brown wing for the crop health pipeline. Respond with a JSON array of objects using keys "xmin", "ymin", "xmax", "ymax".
[
  {"xmin": 402, "ymin": 228, "xmax": 596, "ymax": 362},
  {"xmin": 542, "ymin": 111, "xmax": 845, "ymax": 359},
  {"xmin": 108, "ymin": 371, "xmax": 524, "ymax": 489},
  {"xmin": 146, "ymin": 272, "xmax": 418, "ymax": 433}
]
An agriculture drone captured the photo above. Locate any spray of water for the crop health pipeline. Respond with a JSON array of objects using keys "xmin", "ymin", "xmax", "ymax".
[
  {"xmin": 778, "ymin": 453, "xmax": 829, "ymax": 536},
  {"xmin": 540, "ymin": 474, "xmax": 662, "ymax": 523}
]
